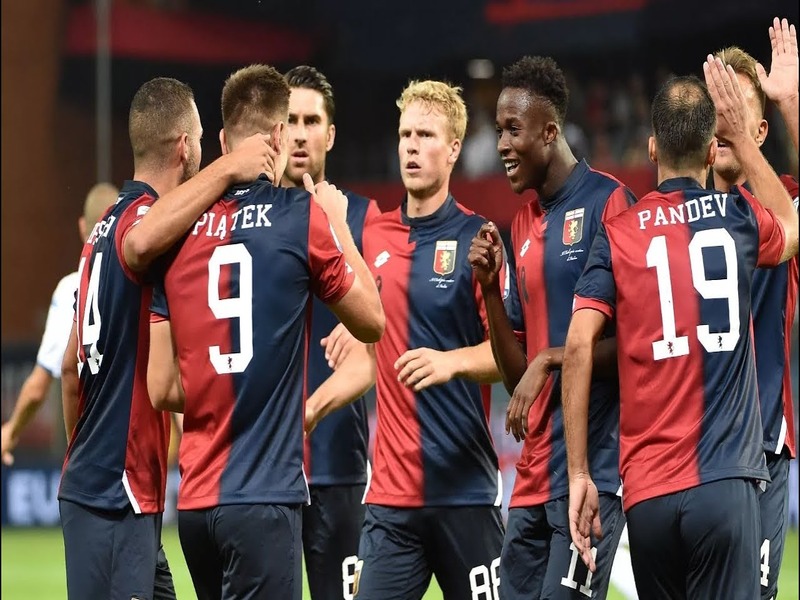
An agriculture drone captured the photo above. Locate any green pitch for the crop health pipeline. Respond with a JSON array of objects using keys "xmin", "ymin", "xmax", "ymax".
[{"xmin": 2, "ymin": 526, "xmax": 798, "ymax": 599}]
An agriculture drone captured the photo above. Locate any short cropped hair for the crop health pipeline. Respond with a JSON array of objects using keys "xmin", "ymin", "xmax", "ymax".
[
  {"xmin": 284, "ymin": 65, "xmax": 336, "ymax": 123},
  {"xmin": 221, "ymin": 64, "xmax": 291, "ymax": 140},
  {"xmin": 651, "ymin": 75, "xmax": 716, "ymax": 169},
  {"xmin": 501, "ymin": 56, "xmax": 569, "ymax": 125},
  {"xmin": 128, "ymin": 78, "xmax": 196, "ymax": 166},
  {"xmin": 83, "ymin": 182, "xmax": 118, "ymax": 227},
  {"xmin": 714, "ymin": 46, "xmax": 766, "ymax": 116},
  {"xmin": 396, "ymin": 80, "xmax": 468, "ymax": 143}
]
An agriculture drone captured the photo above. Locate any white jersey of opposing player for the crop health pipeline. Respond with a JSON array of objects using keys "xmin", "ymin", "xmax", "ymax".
[{"xmin": 35, "ymin": 271, "xmax": 79, "ymax": 378}]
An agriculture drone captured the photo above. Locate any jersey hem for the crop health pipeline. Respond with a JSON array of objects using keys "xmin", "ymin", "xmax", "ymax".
[
  {"xmin": 509, "ymin": 478, "xmax": 620, "ymax": 508},
  {"xmin": 57, "ymin": 488, "xmax": 164, "ymax": 514},
  {"xmin": 365, "ymin": 491, "xmax": 500, "ymax": 507},
  {"xmin": 178, "ymin": 491, "xmax": 309, "ymax": 510}
]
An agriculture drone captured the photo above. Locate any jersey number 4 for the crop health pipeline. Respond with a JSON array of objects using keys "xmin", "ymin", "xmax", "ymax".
[
  {"xmin": 76, "ymin": 253, "xmax": 105, "ymax": 374},
  {"xmin": 208, "ymin": 244, "xmax": 253, "ymax": 374},
  {"xmin": 646, "ymin": 228, "xmax": 739, "ymax": 361}
]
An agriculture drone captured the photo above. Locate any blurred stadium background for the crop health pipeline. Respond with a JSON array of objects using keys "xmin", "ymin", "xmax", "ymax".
[{"xmin": 2, "ymin": 0, "xmax": 798, "ymax": 597}]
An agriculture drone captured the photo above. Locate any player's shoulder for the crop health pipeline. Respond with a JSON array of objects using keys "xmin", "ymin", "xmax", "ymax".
[
  {"xmin": 116, "ymin": 181, "xmax": 156, "ymax": 212},
  {"xmin": 452, "ymin": 200, "xmax": 488, "ymax": 236},
  {"xmin": 779, "ymin": 174, "xmax": 799, "ymax": 201},
  {"xmin": 582, "ymin": 163, "xmax": 633, "ymax": 201}
]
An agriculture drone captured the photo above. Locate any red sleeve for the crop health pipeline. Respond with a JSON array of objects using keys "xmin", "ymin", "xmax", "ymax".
[
  {"xmin": 738, "ymin": 186, "xmax": 787, "ymax": 268},
  {"xmin": 115, "ymin": 194, "xmax": 156, "ymax": 283},
  {"xmin": 601, "ymin": 186, "xmax": 637, "ymax": 223},
  {"xmin": 364, "ymin": 199, "xmax": 382, "ymax": 226},
  {"xmin": 573, "ymin": 296, "xmax": 614, "ymax": 319},
  {"xmin": 308, "ymin": 200, "xmax": 355, "ymax": 304}
]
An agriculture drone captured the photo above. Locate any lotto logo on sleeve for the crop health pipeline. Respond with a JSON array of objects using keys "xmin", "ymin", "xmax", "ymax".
[
  {"xmin": 563, "ymin": 208, "xmax": 585, "ymax": 246},
  {"xmin": 433, "ymin": 240, "xmax": 457, "ymax": 276}
]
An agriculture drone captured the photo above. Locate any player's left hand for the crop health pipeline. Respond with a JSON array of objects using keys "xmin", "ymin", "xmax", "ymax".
[
  {"xmin": 468, "ymin": 222, "xmax": 504, "ymax": 289},
  {"xmin": 321, "ymin": 323, "xmax": 358, "ymax": 370},
  {"xmin": 757, "ymin": 18, "xmax": 798, "ymax": 105},
  {"xmin": 568, "ymin": 473, "xmax": 602, "ymax": 573},
  {"xmin": 395, "ymin": 348, "xmax": 455, "ymax": 391},
  {"xmin": 506, "ymin": 351, "xmax": 552, "ymax": 442}
]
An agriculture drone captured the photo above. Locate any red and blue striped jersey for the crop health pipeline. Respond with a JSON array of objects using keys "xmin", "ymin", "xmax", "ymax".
[
  {"xmin": 751, "ymin": 175, "xmax": 798, "ymax": 457},
  {"xmin": 574, "ymin": 177, "xmax": 785, "ymax": 511},
  {"xmin": 362, "ymin": 195, "xmax": 501, "ymax": 508},
  {"xmin": 304, "ymin": 190, "xmax": 381, "ymax": 486},
  {"xmin": 59, "ymin": 180, "xmax": 171, "ymax": 514},
  {"xmin": 151, "ymin": 179, "xmax": 354, "ymax": 511},
  {"xmin": 505, "ymin": 160, "xmax": 636, "ymax": 508}
]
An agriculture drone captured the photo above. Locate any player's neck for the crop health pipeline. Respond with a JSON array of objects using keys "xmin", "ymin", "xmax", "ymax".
[
  {"xmin": 538, "ymin": 146, "xmax": 578, "ymax": 199},
  {"xmin": 132, "ymin": 168, "xmax": 182, "ymax": 198},
  {"xmin": 657, "ymin": 165, "xmax": 707, "ymax": 189},
  {"xmin": 406, "ymin": 185, "xmax": 450, "ymax": 218},
  {"xmin": 711, "ymin": 170, "xmax": 744, "ymax": 193}
]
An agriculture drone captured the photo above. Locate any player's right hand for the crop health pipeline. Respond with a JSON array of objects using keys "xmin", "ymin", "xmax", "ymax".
[
  {"xmin": 321, "ymin": 323, "xmax": 358, "ymax": 370},
  {"xmin": 704, "ymin": 55, "xmax": 753, "ymax": 148},
  {"xmin": 568, "ymin": 473, "xmax": 602, "ymax": 573},
  {"xmin": 1, "ymin": 422, "xmax": 16, "ymax": 466},
  {"xmin": 469, "ymin": 222, "xmax": 504, "ymax": 288},
  {"xmin": 756, "ymin": 18, "xmax": 798, "ymax": 105},
  {"xmin": 303, "ymin": 173, "xmax": 349, "ymax": 225},
  {"xmin": 228, "ymin": 132, "xmax": 276, "ymax": 183}
]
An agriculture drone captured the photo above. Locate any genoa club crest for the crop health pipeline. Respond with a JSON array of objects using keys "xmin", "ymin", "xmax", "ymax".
[
  {"xmin": 433, "ymin": 240, "xmax": 457, "ymax": 276},
  {"xmin": 562, "ymin": 208, "xmax": 585, "ymax": 246}
]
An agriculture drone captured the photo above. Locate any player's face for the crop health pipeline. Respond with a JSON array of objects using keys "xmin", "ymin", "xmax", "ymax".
[
  {"xmin": 284, "ymin": 87, "xmax": 334, "ymax": 186},
  {"xmin": 182, "ymin": 102, "xmax": 203, "ymax": 183},
  {"xmin": 496, "ymin": 88, "xmax": 550, "ymax": 195},
  {"xmin": 398, "ymin": 101, "xmax": 459, "ymax": 201},
  {"xmin": 713, "ymin": 72, "xmax": 766, "ymax": 183}
]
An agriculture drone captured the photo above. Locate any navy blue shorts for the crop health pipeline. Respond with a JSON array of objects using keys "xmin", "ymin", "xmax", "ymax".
[
  {"xmin": 155, "ymin": 543, "xmax": 176, "ymax": 600},
  {"xmin": 627, "ymin": 477, "xmax": 761, "ymax": 600},
  {"xmin": 303, "ymin": 484, "xmax": 366, "ymax": 600},
  {"xmin": 354, "ymin": 504, "xmax": 504, "ymax": 600},
  {"xmin": 500, "ymin": 493, "xmax": 625, "ymax": 599},
  {"xmin": 759, "ymin": 450, "xmax": 791, "ymax": 600},
  {"xmin": 178, "ymin": 503, "xmax": 302, "ymax": 600},
  {"xmin": 60, "ymin": 499, "xmax": 162, "ymax": 599}
]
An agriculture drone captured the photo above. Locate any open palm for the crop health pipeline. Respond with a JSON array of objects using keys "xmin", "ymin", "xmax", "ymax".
[{"xmin": 757, "ymin": 17, "xmax": 798, "ymax": 103}]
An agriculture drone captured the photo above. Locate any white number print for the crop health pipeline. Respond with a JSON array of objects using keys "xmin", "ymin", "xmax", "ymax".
[
  {"xmin": 207, "ymin": 244, "xmax": 253, "ymax": 374},
  {"xmin": 76, "ymin": 253, "xmax": 105, "ymax": 374},
  {"xmin": 646, "ymin": 228, "xmax": 740, "ymax": 360},
  {"xmin": 469, "ymin": 557, "xmax": 500, "ymax": 600},
  {"xmin": 342, "ymin": 555, "xmax": 358, "ymax": 600},
  {"xmin": 561, "ymin": 542, "xmax": 595, "ymax": 598},
  {"xmin": 760, "ymin": 538, "xmax": 770, "ymax": 587}
]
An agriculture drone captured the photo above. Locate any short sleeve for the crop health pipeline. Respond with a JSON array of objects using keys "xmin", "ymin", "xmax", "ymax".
[
  {"xmin": 35, "ymin": 273, "xmax": 79, "ymax": 378},
  {"xmin": 308, "ymin": 200, "xmax": 356, "ymax": 305},
  {"xmin": 364, "ymin": 199, "xmax": 382, "ymax": 226},
  {"xmin": 150, "ymin": 277, "xmax": 170, "ymax": 322},
  {"xmin": 602, "ymin": 186, "xmax": 637, "ymax": 223},
  {"xmin": 573, "ymin": 224, "xmax": 616, "ymax": 319},
  {"xmin": 735, "ymin": 185, "xmax": 787, "ymax": 268},
  {"xmin": 114, "ymin": 195, "xmax": 156, "ymax": 283}
]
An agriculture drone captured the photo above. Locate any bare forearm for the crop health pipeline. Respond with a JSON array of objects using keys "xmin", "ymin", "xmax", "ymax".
[
  {"xmin": 449, "ymin": 339, "xmax": 501, "ymax": 384},
  {"xmin": 776, "ymin": 95, "xmax": 799, "ymax": 153},
  {"xmin": 125, "ymin": 157, "xmax": 235, "ymax": 272},
  {"xmin": 540, "ymin": 339, "xmax": 616, "ymax": 378},
  {"xmin": 562, "ymin": 343, "xmax": 594, "ymax": 477},
  {"xmin": 308, "ymin": 345, "xmax": 376, "ymax": 423},
  {"xmin": 483, "ymin": 284, "xmax": 527, "ymax": 392},
  {"xmin": 8, "ymin": 370, "xmax": 51, "ymax": 438}
]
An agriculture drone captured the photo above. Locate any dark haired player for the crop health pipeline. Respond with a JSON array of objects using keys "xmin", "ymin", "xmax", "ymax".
[
  {"xmin": 469, "ymin": 55, "xmax": 635, "ymax": 599},
  {"xmin": 147, "ymin": 64, "xmax": 384, "ymax": 600},
  {"xmin": 563, "ymin": 65, "xmax": 798, "ymax": 599},
  {"xmin": 281, "ymin": 65, "xmax": 381, "ymax": 600}
]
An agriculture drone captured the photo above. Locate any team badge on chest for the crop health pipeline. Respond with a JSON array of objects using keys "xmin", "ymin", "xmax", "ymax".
[
  {"xmin": 433, "ymin": 240, "xmax": 457, "ymax": 276},
  {"xmin": 562, "ymin": 208, "xmax": 585, "ymax": 246}
]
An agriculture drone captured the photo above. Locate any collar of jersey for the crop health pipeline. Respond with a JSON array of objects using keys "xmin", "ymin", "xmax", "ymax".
[
  {"xmin": 122, "ymin": 179, "xmax": 159, "ymax": 199},
  {"xmin": 656, "ymin": 177, "xmax": 705, "ymax": 194},
  {"xmin": 400, "ymin": 194, "xmax": 457, "ymax": 228},
  {"xmin": 539, "ymin": 159, "xmax": 589, "ymax": 211}
]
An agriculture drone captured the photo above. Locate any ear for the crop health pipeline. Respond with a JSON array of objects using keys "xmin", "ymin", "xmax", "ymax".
[
  {"xmin": 448, "ymin": 138, "xmax": 462, "ymax": 166},
  {"xmin": 271, "ymin": 121, "xmax": 285, "ymax": 154},
  {"xmin": 179, "ymin": 132, "xmax": 189, "ymax": 164},
  {"xmin": 326, "ymin": 123, "xmax": 336, "ymax": 152},
  {"xmin": 648, "ymin": 136, "xmax": 658, "ymax": 164},
  {"xmin": 78, "ymin": 216, "xmax": 88, "ymax": 243},
  {"xmin": 754, "ymin": 118, "xmax": 768, "ymax": 147},
  {"xmin": 543, "ymin": 121, "xmax": 559, "ymax": 145},
  {"xmin": 219, "ymin": 129, "xmax": 230, "ymax": 155},
  {"xmin": 706, "ymin": 138, "xmax": 718, "ymax": 167}
]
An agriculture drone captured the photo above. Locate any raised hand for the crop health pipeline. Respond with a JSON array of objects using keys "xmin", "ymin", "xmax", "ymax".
[
  {"xmin": 703, "ymin": 55, "xmax": 753, "ymax": 147},
  {"xmin": 568, "ymin": 474, "xmax": 603, "ymax": 572},
  {"xmin": 468, "ymin": 222, "xmax": 504, "ymax": 288},
  {"xmin": 756, "ymin": 17, "xmax": 798, "ymax": 105},
  {"xmin": 303, "ymin": 173, "xmax": 348, "ymax": 224}
]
